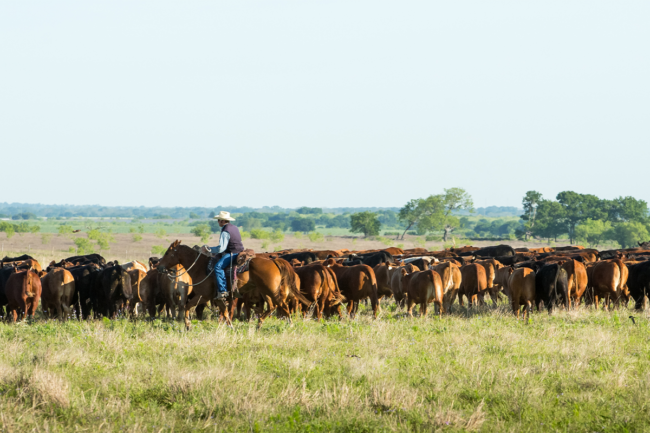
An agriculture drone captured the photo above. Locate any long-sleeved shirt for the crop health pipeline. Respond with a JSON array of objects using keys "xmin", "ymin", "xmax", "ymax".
[{"xmin": 209, "ymin": 231, "xmax": 230, "ymax": 255}]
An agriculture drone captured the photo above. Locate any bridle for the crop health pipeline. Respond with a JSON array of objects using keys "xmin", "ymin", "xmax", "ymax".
[
  {"xmin": 159, "ymin": 247, "xmax": 202, "ymax": 279},
  {"xmin": 159, "ymin": 246, "xmax": 216, "ymax": 287}
]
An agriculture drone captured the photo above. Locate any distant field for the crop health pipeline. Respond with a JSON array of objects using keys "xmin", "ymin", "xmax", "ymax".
[
  {"xmin": 0, "ymin": 231, "xmax": 578, "ymax": 267},
  {"xmin": 1, "ymin": 306, "xmax": 648, "ymax": 432}
]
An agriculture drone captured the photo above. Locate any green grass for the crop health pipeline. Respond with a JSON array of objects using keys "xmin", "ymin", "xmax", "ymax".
[{"xmin": 1, "ymin": 305, "xmax": 649, "ymax": 432}]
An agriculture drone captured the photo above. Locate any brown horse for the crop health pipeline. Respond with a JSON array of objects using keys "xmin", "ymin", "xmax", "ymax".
[
  {"xmin": 156, "ymin": 241, "xmax": 231, "ymax": 324},
  {"xmin": 157, "ymin": 241, "xmax": 310, "ymax": 328}
]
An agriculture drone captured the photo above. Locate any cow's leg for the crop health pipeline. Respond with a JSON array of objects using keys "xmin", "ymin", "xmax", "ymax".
[
  {"xmin": 18, "ymin": 297, "xmax": 28, "ymax": 322},
  {"xmin": 55, "ymin": 302, "xmax": 64, "ymax": 321},
  {"xmin": 421, "ymin": 303, "xmax": 427, "ymax": 318},
  {"xmin": 346, "ymin": 301, "xmax": 354, "ymax": 318},
  {"xmin": 512, "ymin": 298, "xmax": 520, "ymax": 319},
  {"xmin": 490, "ymin": 289, "xmax": 498, "ymax": 306},
  {"xmin": 457, "ymin": 291, "xmax": 464, "ymax": 307},
  {"xmin": 407, "ymin": 299, "xmax": 415, "ymax": 317},
  {"xmin": 61, "ymin": 302, "xmax": 72, "ymax": 322},
  {"xmin": 167, "ymin": 295, "xmax": 177, "ymax": 323}
]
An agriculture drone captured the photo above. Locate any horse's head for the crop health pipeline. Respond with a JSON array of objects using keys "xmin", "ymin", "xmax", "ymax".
[{"xmin": 157, "ymin": 240, "xmax": 183, "ymax": 273}]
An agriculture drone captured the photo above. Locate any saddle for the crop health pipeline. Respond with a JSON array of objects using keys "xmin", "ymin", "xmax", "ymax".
[{"xmin": 207, "ymin": 249, "xmax": 256, "ymax": 281}]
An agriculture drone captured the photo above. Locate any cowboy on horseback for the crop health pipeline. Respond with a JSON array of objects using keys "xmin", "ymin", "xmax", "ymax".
[{"xmin": 200, "ymin": 211, "xmax": 244, "ymax": 300}]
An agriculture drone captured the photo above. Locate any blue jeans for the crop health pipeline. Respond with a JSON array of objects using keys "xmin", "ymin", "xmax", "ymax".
[{"xmin": 214, "ymin": 253, "xmax": 238, "ymax": 294}]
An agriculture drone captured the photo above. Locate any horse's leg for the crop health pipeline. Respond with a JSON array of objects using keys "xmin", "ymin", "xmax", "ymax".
[
  {"xmin": 257, "ymin": 295, "xmax": 276, "ymax": 329},
  {"xmin": 215, "ymin": 299, "xmax": 232, "ymax": 326},
  {"xmin": 195, "ymin": 303, "xmax": 205, "ymax": 320},
  {"xmin": 279, "ymin": 301, "xmax": 293, "ymax": 325}
]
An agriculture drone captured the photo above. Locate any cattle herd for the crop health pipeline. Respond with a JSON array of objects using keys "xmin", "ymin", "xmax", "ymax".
[{"xmin": 2, "ymin": 240, "xmax": 650, "ymax": 328}]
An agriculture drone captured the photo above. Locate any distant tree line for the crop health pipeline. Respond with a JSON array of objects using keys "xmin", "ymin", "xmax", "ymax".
[
  {"xmin": 0, "ymin": 203, "xmax": 399, "ymax": 220},
  {"xmin": 520, "ymin": 191, "xmax": 650, "ymax": 248}
]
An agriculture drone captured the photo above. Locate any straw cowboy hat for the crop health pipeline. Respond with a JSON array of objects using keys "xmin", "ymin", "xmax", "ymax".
[{"xmin": 213, "ymin": 211, "xmax": 235, "ymax": 221}]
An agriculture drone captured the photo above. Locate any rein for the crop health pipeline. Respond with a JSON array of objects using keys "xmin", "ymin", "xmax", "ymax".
[{"xmin": 160, "ymin": 249, "xmax": 215, "ymax": 287}]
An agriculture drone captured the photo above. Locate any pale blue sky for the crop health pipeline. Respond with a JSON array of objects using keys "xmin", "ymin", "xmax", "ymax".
[{"xmin": 1, "ymin": 1, "xmax": 649, "ymax": 209}]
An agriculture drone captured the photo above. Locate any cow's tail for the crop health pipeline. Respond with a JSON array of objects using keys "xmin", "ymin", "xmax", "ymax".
[
  {"xmin": 364, "ymin": 265, "xmax": 380, "ymax": 316},
  {"xmin": 572, "ymin": 261, "xmax": 579, "ymax": 302},
  {"xmin": 274, "ymin": 259, "xmax": 311, "ymax": 306},
  {"xmin": 24, "ymin": 270, "xmax": 35, "ymax": 298},
  {"xmin": 325, "ymin": 268, "xmax": 345, "ymax": 307},
  {"xmin": 136, "ymin": 272, "xmax": 143, "ymax": 302}
]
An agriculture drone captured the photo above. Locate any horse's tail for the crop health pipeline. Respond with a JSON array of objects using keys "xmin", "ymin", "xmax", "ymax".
[{"xmin": 274, "ymin": 259, "xmax": 311, "ymax": 306}]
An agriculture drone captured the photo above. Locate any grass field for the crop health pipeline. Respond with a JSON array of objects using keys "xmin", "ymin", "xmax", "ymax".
[{"xmin": 1, "ymin": 303, "xmax": 649, "ymax": 432}]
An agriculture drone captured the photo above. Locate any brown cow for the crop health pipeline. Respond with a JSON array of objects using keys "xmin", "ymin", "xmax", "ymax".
[
  {"xmin": 458, "ymin": 264, "xmax": 488, "ymax": 307},
  {"xmin": 127, "ymin": 269, "xmax": 166, "ymax": 318},
  {"xmin": 477, "ymin": 259, "xmax": 503, "ymax": 305},
  {"xmin": 404, "ymin": 270, "xmax": 444, "ymax": 317},
  {"xmin": 611, "ymin": 259, "xmax": 630, "ymax": 305},
  {"xmin": 373, "ymin": 263, "xmax": 396, "ymax": 300},
  {"xmin": 586, "ymin": 261, "xmax": 622, "ymax": 310},
  {"xmin": 40, "ymin": 268, "xmax": 75, "ymax": 321},
  {"xmin": 383, "ymin": 247, "xmax": 405, "ymax": 256},
  {"xmin": 159, "ymin": 264, "xmax": 193, "ymax": 329},
  {"xmin": 432, "ymin": 262, "xmax": 462, "ymax": 313},
  {"xmin": 391, "ymin": 264, "xmax": 419, "ymax": 308},
  {"xmin": 5, "ymin": 270, "xmax": 42, "ymax": 322},
  {"xmin": 122, "ymin": 260, "xmax": 148, "ymax": 273},
  {"xmin": 7, "ymin": 259, "xmax": 42, "ymax": 273},
  {"xmin": 495, "ymin": 267, "xmax": 514, "ymax": 298},
  {"xmin": 507, "ymin": 268, "xmax": 535, "ymax": 319},
  {"xmin": 562, "ymin": 259, "xmax": 588, "ymax": 308},
  {"xmin": 295, "ymin": 264, "xmax": 344, "ymax": 319},
  {"xmin": 126, "ymin": 269, "xmax": 148, "ymax": 316},
  {"xmin": 325, "ymin": 258, "xmax": 379, "ymax": 318}
]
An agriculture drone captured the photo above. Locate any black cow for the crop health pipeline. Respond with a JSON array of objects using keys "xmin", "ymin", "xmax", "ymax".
[
  {"xmin": 460, "ymin": 245, "xmax": 516, "ymax": 258},
  {"xmin": 535, "ymin": 263, "xmax": 569, "ymax": 313},
  {"xmin": 495, "ymin": 255, "xmax": 528, "ymax": 266},
  {"xmin": 280, "ymin": 252, "xmax": 317, "ymax": 265},
  {"xmin": 627, "ymin": 261, "xmax": 650, "ymax": 310},
  {"xmin": 91, "ymin": 265, "xmax": 132, "ymax": 318},
  {"xmin": 402, "ymin": 257, "xmax": 430, "ymax": 271},
  {"xmin": 149, "ymin": 257, "xmax": 160, "ymax": 270},
  {"xmin": 0, "ymin": 266, "xmax": 19, "ymax": 317},
  {"xmin": 1, "ymin": 254, "xmax": 35, "ymax": 265},
  {"xmin": 68, "ymin": 264, "xmax": 102, "ymax": 319},
  {"xmin": 64, "ymin": 253, "xmax": 107, "ymax": 267},
  {"xmin": 350, "ymin": 251, "xmax": 393, "ymax": 267}
]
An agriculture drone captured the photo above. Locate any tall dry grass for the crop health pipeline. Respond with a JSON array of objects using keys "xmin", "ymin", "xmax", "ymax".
[{"xmin": 1, "ymin": 304, "xmax": 649, "ymax": 432}]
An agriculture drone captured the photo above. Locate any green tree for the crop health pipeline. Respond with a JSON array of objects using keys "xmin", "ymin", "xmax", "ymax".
[
  {"xmin": 397, "ymin": 196, "xmax": 444, "ymax": 240},
  {"xmin": 520, "ymin": 191, "xmax": 543, "ymax": 240},
  {"xmin": 440, "ymin": 188, "xmax": 474, "ymax": 241},
  {"xmin": 58, "ymin": 224, "xmax": 74, "ymax": 236},
  {"xmin": 250, "ymin": 228, "xmax": 270, "ymax": 239},
  {"xmin": 74, "ymin": 238, "xmax": 96, "ymax": 254},
  {"xmin": 605, "ymin": 222, "xmax": 650, "ymax": 248},
  {"xmin": 270, "ymin": 229, "xmax": 285, "ymax": 243},
  {"xmin": 350, "ymin": 212, "xmax": 381, "ymax": 237},
  {"xmin": 556, "ymin": 191, "xmax": 608, "ymax": 243},
  {"xmin": 575, "ymin": 219, "xmax": 612, "ymax": 247},
  {"xmin": 191, "ymin": 224, "xmax": 212, "ymax": 243},
  {"xmin": 606, "ymin": 196, "xmax": 649, "ymax": 223},
  {"xmin": 291, "ymin": 217, "xmax": 315, "ymax": 232},
  {"xmin": 532, "ymin": 200, "xmax": 566, "ymax": 242}
]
